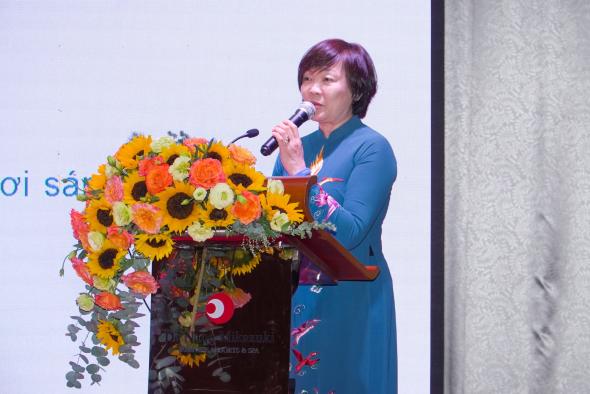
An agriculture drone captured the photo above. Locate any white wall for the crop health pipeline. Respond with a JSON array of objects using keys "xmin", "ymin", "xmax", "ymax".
[{"xmin": 0, "ymin": 1, "xmax": 430, "ymax": 393}]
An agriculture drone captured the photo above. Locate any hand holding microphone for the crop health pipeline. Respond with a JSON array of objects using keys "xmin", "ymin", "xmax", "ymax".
[{"xmin": 260, "ymin": 101, "xmax": 316, "ymax": 156}]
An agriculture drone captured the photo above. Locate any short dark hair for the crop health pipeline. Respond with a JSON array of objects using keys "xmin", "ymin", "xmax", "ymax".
[{"xmin": 298, "ymin": 39, "xmax": 377, "ymax": 118}]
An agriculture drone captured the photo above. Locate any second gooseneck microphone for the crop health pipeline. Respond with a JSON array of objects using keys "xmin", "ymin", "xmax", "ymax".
[{"xmin": 260, "ymin": 101, "xmax": 316, "ymax": 156}]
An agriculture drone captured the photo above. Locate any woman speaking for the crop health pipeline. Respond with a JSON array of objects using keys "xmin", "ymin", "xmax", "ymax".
[{"xmin": 272, "ymin": 39, "xmax": 398, "ymax": 393}]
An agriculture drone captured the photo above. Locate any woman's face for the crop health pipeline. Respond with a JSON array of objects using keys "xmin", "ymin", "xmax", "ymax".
[{"xmin": 300, "ymin": 61, "xmax": 354, "ymax": 131}]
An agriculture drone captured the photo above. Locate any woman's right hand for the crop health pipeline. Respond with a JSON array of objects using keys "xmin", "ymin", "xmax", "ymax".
[{"xmin": 271, "ymin": 119, "xmax": 307, "ymax": 175}]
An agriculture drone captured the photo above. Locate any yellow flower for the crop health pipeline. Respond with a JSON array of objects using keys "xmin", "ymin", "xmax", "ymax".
[
  {"xmin": 123, "ymin": 171, "xmax": 148, "ymax": 205},
  {"xmin": 202, "ymin": 141, "xmax": 230, "ymax": 165},
  {"xmin": 85, "ymin": 198, "xmax": 114, "ymax": 232},
  {"xmin": 161, "ymin": 143, "xmax": 191, "ymax": 166},
  {"xmin": 97, "ymin": 320, "xmax": 125, "ymax": 355},
  {"xmin": 198, "ymin": 202, "xmax": 235, "ymax": 228},
  {"xmin": 224, "ymin": 163, "xmax": 266, "ymax": 193},
  {"xmin": 231, "ymin": 250, "xmax": 261, "ymax": 276},
  {"xmin": 154, "ymin": 182, "xmax": 198, "ymax": 233},
  {"xmin": 87, "ymin": 164, "xmax": 107, "ymax": 191},
  {"xmin": 115, "ymin": 135, "xmax": 152, "ymax": 170},
  {"xmin": 135, "ymin": 233, "xmax": 174, "ymax": 260},
  {"xmin": 170, "ymin": 344, "xmax": 206, "ymax": 368},
  {"xmin": 87, "ymin": 240, "xmax": 125, "ymax": 279},
  {"xmin": 259, "ymin": 192, "xmax": 304, "ymax": 223}
]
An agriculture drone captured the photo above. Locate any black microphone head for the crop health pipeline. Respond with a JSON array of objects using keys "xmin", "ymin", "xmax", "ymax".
[{"xmin": 246, "ymin": 128, "xmax": 260, "ymax": 138}]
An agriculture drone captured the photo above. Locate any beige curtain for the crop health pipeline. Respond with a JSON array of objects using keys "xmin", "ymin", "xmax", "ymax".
[{"xmin": 445, "ymin": 1, "xmax": 590, "ymax": 392}]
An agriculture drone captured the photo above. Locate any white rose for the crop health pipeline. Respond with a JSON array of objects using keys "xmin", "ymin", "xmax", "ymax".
[
  {"xmin": 267, "ymin": 179, "xmax": 285, "ymax": 195},
  {"xmin": 151, "ymin": 136, "xmax": 175, "ymax": 153},
  {"xmin": 270, "ymin": 212, "xmax": 290, "ymax": 232},
  {"xmin": 187, "ymin": 222, "xmax": 214, "ymax": 242},
  {"xmin": 112, "ymin": 202, "xmax": 133, "ymax": 226},
  {"xmin": 209, "ymin": 183, "xmax": 234, "ymax": 209},
  {"xmin": 192, "ymin": 187, "xmax": 207, "ymax": 202},
  {"xmin": 87, "ymin": 231, "xmax": 105, "ymax": 251}
]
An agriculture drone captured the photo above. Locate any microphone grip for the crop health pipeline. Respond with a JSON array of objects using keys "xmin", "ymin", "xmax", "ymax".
[
  {"xmin": 260, "ymin": 110, "xmax": 310, "ymax": 156},
  {"xmin": 260, "ymin": 136, "xmax": 278, "ymax": 156}
]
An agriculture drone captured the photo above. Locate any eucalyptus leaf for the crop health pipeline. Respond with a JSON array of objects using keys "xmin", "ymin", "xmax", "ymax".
[
  {"xmin": 118, "ymin": 354, "xmax": 130, "ymax": 362},
  {"xmin": 86, "ymin": 364, "xmax": 99, "ymax": 374},
  {"xmin": 79, "ymin": 354, "xmax": 89, "ymax": 364},
  {"xmin": 155, "ymin": 356, "xmax": 176, "ymax": 369},
  {"xmin": 69, "ymin": 362, "xmax": 85, "ymax": 373},
  {"xmin": 91, "ymin": 373, "xmax": 102, "ymax": 383},
  {"xmin": 91, "ymin": 346, "xmax": 107, "ymax": 357},
  {"xmin": 219, "ymin": 372, "xmax": 231, "ymax": 383},
  {"xmin": 96, "ymin": 356, "xmax": 110, "ymax": 366},
  {"xmin": 79, "ymin": 346, "xmax": 91, "ymax": 353},
  {"xmin": 128, "ymin": 359, "xmax": 140, "ymax": 369},
  {"xmin": 70, "ymin": 316, "xmax": 87, "ymax": 326},
  {"xmin": 73, "ymin": 380, "xmax": 82, "ymax": 389},
  {"xmin": 65, "ymin": 371, "xmax": 78, "ymax": 382},
  {"xmin": 118, "ymin": 345, "xmax": 134, "ymax": 353},
  {"xmin": 124, "ymin": 334, "xmax": 138, "ymax": 343},
  {"xmin": 149, "ymin": 370, "xmax": 157, "ymax": 381}
]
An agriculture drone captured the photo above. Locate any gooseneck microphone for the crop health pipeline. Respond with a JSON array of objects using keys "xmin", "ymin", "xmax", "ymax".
[
  {"xmin": 260, "ymin": 101, "xmax": 316, "ymax": 156},
  {"xmin": 229, "ymin": 128, "xmax": 260, "ymax": 145}
]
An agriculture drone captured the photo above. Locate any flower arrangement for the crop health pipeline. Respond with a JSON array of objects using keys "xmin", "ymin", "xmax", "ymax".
[{"xmin": 61, "ymin": 132, "xmax": 330, "ymax": 389}]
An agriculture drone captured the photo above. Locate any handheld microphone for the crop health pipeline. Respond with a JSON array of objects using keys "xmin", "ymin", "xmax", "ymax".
[
  {"xmin": 260, "ymin": 101, "xmax": 316, "ymax": 156},
  {"xmin": 229, "ymin": 128, "xmax": 259, "ymax": 145}
]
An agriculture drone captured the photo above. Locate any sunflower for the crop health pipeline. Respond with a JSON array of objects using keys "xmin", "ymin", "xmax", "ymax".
[
  {"xmin": 154, "ymin": 182, "xmax": 198, "ymax": 233},
  {"xmin": 201, "ymin": 141, "xmax": 230, "ymax": 165},
  {"xmin": 87, "ymin": 164, "xmax": 107, "ymax": 191},
  {"xmin": 160, "ymin": 143, "xmax": 191, "ymax": 166},
  {"xmin": 97, "ymin": 320, "xmax": 125, "ymax": 355},
  {"xmin": 170, "ymin": 344, "xmax": 206, "ymax": 368},
  {"xmin": 85, "ymin": 198, "xmax": 114, "ymax": 232},
  {"xmin": 198, "ymin": 202, "xmax": 235, "ymax": 228},
  {"xmin": 87, "ymin": 240, "xmax": 125, "ymax": 279},
  {"xmin": 260, "ymin": 193, "xmax": 304, "ymax": 223},
  {"xmin": 115, "ymin": 135, "xmax": 152, "ymax": 170},
  {"xmin": 135, "ymin": 233, "xmax": 174, "ymax": 260},
  {"xmin": 231, "ymin": 249, "xmax": 261, "ymax": 276},
  {"xmin": 123, "ymin": 171, "xmax": 149, "ymax": 204},
  {"xmin": 224, "ymin": 163, "xmax": 266, "ymax": 193}
]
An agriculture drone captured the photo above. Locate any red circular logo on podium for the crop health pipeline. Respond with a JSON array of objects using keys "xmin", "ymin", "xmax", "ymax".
[{"xmin": 205, "ymin": 292, "xmax": 235, "ymax": 325}]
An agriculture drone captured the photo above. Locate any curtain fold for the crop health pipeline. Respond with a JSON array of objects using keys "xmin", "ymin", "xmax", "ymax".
[{"xmin": 445, "ymin": 1, "xmax": 590, "ymax": 392}]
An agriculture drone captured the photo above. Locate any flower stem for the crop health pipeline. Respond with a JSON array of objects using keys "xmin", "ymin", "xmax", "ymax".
[{"xmin": 189, "ymin": 247, "xmax": 207, "ymax": 336}]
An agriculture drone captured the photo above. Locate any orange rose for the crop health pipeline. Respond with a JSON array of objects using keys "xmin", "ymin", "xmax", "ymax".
[
  {"xmin": 132, "ymin": 203, "xmax": 163, "ymax": 234},
  {"xmin": 107, "ymin": 226, "xmax": 134, "ymax": 250},
  {"xmin": 138, "ymin": 156, "xmax": 165, "ymax": 177},
  {"xmin": 183, "ymin": 137, "xmax": 208, "ymax": 153},
  {"xmin": 71, "ymin": 257, "xmax": 93, "ymax": 286},
  {"xmin": 104, "ymin": 176, "xmax": 124, "ymax": 204},
  {"xmin": 70, "ymin": 209, "xmax": 89, "ymax": 240},
  {"xmin": 146, "ymin": 164, "xmax": 173, "ymax": 195},
  {"xmin": 95, "ymin": 292, "xmax": 124, "ymax": 310},
  {"xmin": 231, "ymin": 190, "xmax": 261, "ymax": 225},
  {"xmin": 228, "ymin": 145, "xmax": 256, "ymax": 166},
  {"xmin": 121, "ymin": 271, "xmax": 159, "ymax": 296},
  {"xmin": 189, "ymin": 158, "xmax": 226, "ymax": 189}
]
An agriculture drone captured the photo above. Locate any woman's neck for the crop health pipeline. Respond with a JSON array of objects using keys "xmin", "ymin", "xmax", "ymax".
[{"xmin": 319, "ymin": 114, "xmax": 354, "ymax": 138}]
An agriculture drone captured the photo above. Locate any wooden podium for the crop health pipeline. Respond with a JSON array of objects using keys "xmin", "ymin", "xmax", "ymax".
[{"xmin": 148, "ymin": 177, "xmax": 378, "ymax": 394}]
